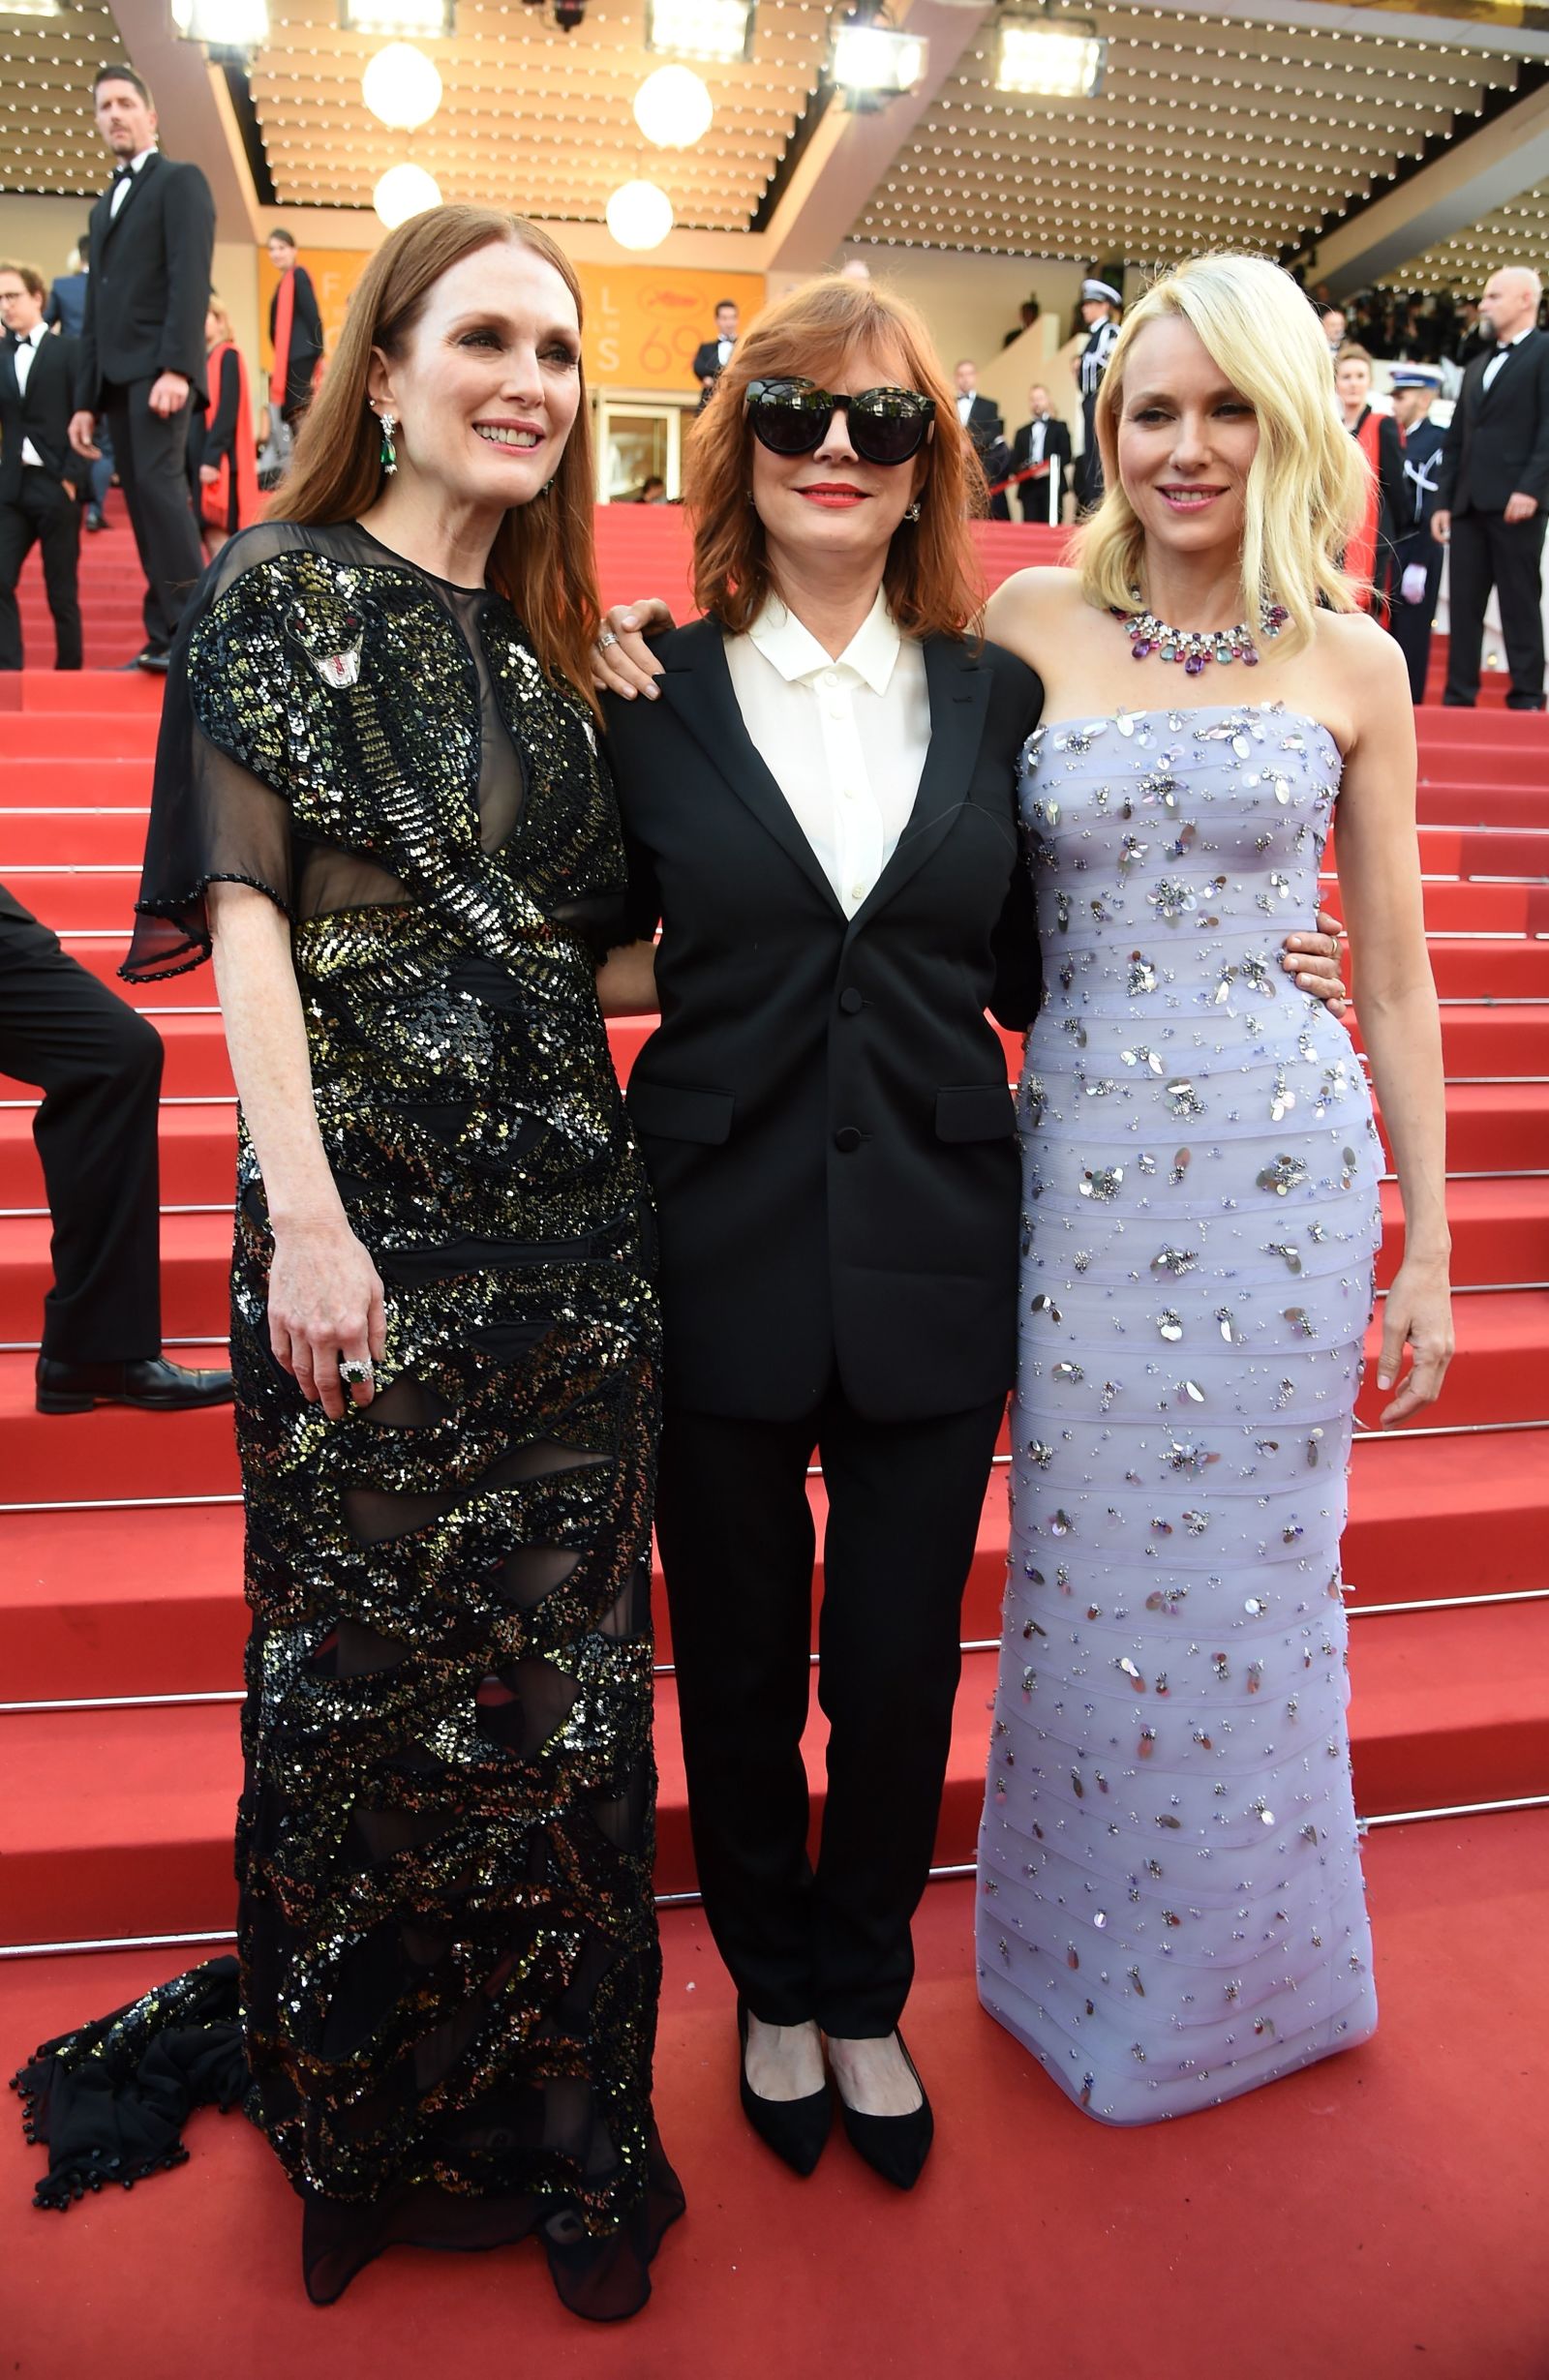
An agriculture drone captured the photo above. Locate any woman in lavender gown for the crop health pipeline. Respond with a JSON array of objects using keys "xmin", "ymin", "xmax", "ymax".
[{"xmin": 975, "ymin": 255, "xmax": 1453, "ymax": 2121}]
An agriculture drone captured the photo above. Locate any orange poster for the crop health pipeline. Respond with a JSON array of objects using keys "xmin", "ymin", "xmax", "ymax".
[
  {"xmin": 258, "ymin": 250, "xmax": 765, "ymax": 396},
  {"xmin": 574, "ymin": 262, "xmax": 766, "ymax": 393}
]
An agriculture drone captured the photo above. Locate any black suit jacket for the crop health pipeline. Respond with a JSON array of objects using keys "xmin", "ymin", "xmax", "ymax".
[
  {"xmin": 957, "ymin": 393, "xmax": 1003, "ymax": 458},
  {"xmin": 1436, "ymin": 331, "xmax": 1549, "ymax": 516},
  {"xmin": 692, "ymin": 339, "xmax": 733, "ymax": 388},
  {"xmin": 1011, "ymin": 416, "xmax": 1071, "ymax": 518},
  {"xmin": 0, "ymin": 332, "xmax": 88, "ymax": 500},
  {"xmin": 77, "ymin": 151, "xmax": 216, "ymax": 408},
  {"xmin": 604, "ymin": 618, "xmax": 1044, "ymax": 1423}
]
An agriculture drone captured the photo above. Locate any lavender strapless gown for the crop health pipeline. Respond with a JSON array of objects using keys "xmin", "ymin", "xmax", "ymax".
[{"xmin": 976, "ymin": 702, "xmax": 1382, "ymax": 2124}]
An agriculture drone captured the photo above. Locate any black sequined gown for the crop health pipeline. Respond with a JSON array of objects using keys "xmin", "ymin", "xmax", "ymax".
[{"xmin": 12, "ymin": 523, "xmax": 682, "ymax": 2318}]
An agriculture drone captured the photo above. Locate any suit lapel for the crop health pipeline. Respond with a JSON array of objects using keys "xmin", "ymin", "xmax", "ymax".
[
  {"xmin": 848, "ymin": 635, "xmax": 988, "ymax": 932},
  {"xmin": 656, "ymin": 618, "xmax": 846, "ymax": 918}
]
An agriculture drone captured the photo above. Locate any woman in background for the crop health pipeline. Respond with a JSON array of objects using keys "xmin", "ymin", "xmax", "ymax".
[{"xmin": 189, "ymin": 297, "xmax": 259, "ymax": 558}]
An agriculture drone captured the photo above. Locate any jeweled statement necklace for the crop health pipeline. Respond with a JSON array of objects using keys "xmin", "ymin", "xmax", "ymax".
[{"xmin": 1112, "ymin": 592, "xmax": 1290, "ymax": 674}]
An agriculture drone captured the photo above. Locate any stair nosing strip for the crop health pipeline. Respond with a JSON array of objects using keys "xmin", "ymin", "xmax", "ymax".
[{"xmin": 7, "ymin": 1809, "xmax": 1547, "ymax": 1961}]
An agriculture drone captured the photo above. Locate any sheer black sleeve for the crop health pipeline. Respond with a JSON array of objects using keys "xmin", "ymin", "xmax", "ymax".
[{"xmin": 121, "ymin": 541, "xmax": 296, "ymax": 980}]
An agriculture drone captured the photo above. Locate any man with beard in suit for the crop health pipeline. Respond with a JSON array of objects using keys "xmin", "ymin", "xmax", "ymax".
[
  {"xmin": 1009, "ymin": 383, "xmax": 1072, "ymax": 525},
  {"xmin": 0, "ymin": 260, "xmax": 88, "ymax": 671},
  {"xmin": 1433, "ymin": 264, "xmax": 1549, "ymax": 708},
  {"xmin": 692, "ymin": 300, "xmax": 740, "ymax": 405},
  {"xmin": 1074, "ymin": 278, "xmax": 1121, "ymax": 510},
  {"xmin": 67, "ymin": 64, "xmax": 214, "ymax": 674}
]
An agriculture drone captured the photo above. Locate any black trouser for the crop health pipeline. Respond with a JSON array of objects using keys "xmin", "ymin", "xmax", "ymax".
[
  {"xmin": 655, "ymin": 1380, "xmax": 1005, "ymax": 2038},
  {"xmin": 0, "ymin": 882, "xmax": 164, "ymax": 1361},
  {"xmin": 103, "ymin": 377, "xmax": 205, "ymax": 655},
  {"xmin": 1384, "ymin": 535, "xmax": 1444, "ymax": 705},
  {"xmin": 0, "ymin": 473, "xmax": 82, "ymax": 671},
  {"xmin": 1443, "ymin": 506, "xmax": 1549, "ymax": 707}
]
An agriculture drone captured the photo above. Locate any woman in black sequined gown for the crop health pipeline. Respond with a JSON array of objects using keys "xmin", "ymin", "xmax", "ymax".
[{"xmin": 13, "ymin": 211, "xmax": 682, "ymax": 2320}]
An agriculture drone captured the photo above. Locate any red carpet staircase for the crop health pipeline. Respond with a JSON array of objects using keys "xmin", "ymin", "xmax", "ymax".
[{"xmin": 2, "ymin": 507, "xmax": 1546, "ymax": 1953}]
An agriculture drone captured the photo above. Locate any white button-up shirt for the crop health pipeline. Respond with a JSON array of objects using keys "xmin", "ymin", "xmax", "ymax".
[
  {"xmin": 12, "ymin": 323, "xmax": 46, "ymax": 467},
  {"xmin": 723, "ymin": 589, "xmax": 930, "ymax": 919},
  {"xmin": 108, "ymin": 144, "xmax": 156, "ymax": 217}
]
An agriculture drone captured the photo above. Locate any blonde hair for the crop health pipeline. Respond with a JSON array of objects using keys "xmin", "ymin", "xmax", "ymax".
[{"xmin": 1077, "ymin": 254, "xmax": 1366, "ymax": 652}]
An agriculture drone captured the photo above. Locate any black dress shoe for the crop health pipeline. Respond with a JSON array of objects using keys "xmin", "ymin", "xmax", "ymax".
[
  {"xmin": 834, "ymin": 2031, "xmax": 933, "ymax": 2191},
  {"xmin": 737, "ymin": 2001, "xmax": 831, "ymax": 2177},
  {"xmin": 134, "ymin": 648, "xmax": 170, "ymax": 675},
  {"xmin": 85, "ymin": 506, "xmax": 106, "ymax": 531},
  {"xmin": 36, "ymin": 1354, "xmax": 234, "ymax": 1414}
]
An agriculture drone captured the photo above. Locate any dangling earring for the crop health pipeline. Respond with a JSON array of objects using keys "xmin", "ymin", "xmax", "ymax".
[
  {"xmin": 377, "ymin": 409, "xmax": 398, "ymax": 476},
  {"xmin": 903, "ymin": 498, "xmax": 922, "ymax": 523}
]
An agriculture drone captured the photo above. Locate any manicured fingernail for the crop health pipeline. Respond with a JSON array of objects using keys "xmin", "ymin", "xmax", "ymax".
[
  {"xmin": 644, "ymin": 685, "xmax": 659, "ymax": 699},
  {"xmin": 1378, "ymin": 1372, "xmax": 1391, "ymax": 1390},
  {"xmin": 622, "ymin": 613, "xmax": 638, "ymax": 628}
]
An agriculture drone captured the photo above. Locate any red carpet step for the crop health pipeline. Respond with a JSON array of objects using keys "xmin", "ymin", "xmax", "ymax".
[
  {"xmin": 3, "ymin": 1429, "xmax": 1543, "ymax": 1707},
  {"xmin": 3, "ymin": 1609, "xmax": 1547, "ymax": 1947},
  {"xmin": 3, "ymin": 1821, "xmax": 1543, "ymax": 2380}
]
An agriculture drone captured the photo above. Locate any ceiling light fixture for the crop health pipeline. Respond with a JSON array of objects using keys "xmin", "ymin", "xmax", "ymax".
[
  {"xmin": 362, "ymin": 40, "xmax": 442, "ymax": 128},
  {"xmin": 374, "ymin": 160, "xmax": 441, "ymax": 226},
  {"xmin": 171, "ymin": 0, "xmax": 270, "ymax": 49},
  {"xmin": 341, "ymin": 0, "xmax": 452, "ymax": 34},
  {"xmin": 605, "ymin": 177, "xmax": 675, "ymax": 250},
  {"xmin": 996, "ymin": 9, "xmax": 1107, "ymax": 100},
  {"xmin": 645, "ymin": 0, "xmax": 754, "ymax": 65},
  {"xmin": 633, "ymin": 62, "xmax": 714, "ymax": 146},
  {"xmin": 832, "ymin": 4, "xmax": 926, "ymax": 112}
]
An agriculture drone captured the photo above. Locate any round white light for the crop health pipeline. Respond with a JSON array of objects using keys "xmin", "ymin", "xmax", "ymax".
[
  {"xmin": 605, "ymin": 178, "xmax": 675, "ymax": 252},
  {"xmin": 363, "ymin": 43, "xmax": 442, "ymax": 132},
  {"xmin": 632, "ymin": 64, "xmax": 714, "ymax": 149},
  {"xmin": 373, "ymin": 161, "xmax": 442, "ymax": 229}
]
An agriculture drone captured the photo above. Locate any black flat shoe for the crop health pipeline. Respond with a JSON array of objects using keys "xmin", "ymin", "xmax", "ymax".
[
  {"xmin": 737, "ymin": 2001, "xmax": 831, "ymax": 2177},
  {"xmin": 834, "ymin": 2030, "xmax": 933, "ymax": 2191},
  {"xmin": 36, "ymin": 1354, "xmax": 234, "ymax": 1414}
]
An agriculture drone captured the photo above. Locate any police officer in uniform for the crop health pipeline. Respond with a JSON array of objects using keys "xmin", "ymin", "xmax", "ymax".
[
  {"xmin": 1075, "ymin": 277, "xmax": 1121, "ymax": 511},
  {"xmin": 1384, "ymin": 364, "xmax": 1447, "ymax": 703}
]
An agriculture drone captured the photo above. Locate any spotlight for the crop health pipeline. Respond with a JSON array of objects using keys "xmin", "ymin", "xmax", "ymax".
[
  {"xmin": 606, "ymin": 179, "xmax": 675, "ymax": 251},
  {"xmin": 645, "ymin": 0, "xmax": 754, "ymax": 66},
  {"xmin": 634, "ymin": 63, "xmax": 714, "ymax": 147},
  {"xmin": 831, "ymin": 6, "xmax": 926, "ymax": 113},
  {"xmin": 373, "ymin": 161, "xmax": 441, "ymax": 226},
  {"xmin": 362, "ymin": 42, "xmax": 442, "ymax": 129},
  {"xmin": 995, "ymin": 10, "xmax": 1108, "ymax": 100},
  {"xmin": 172, "ymin": 0, "xmax": 270, "ymax": 47},
  {"xmin": 341, "ymin": 0, "xmax": 452, "ymax": 34}
]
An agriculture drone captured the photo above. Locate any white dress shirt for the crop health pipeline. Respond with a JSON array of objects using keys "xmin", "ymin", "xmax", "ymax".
[
  {"xmin": 723, "ymin": 589, "xmax": 930, "ymax": 919},
  {"xmin": 1026, "ymin": 416, "xmax": 1048, "ymax": 466},
  {"xmin": 108, "ymin": 144, "xmax": 156, "ymax": 217},
  {"xmin": 11, "ymin": 323, "xmax": 46, "ymax": 467},
  {"xmin": 1483, "ymin": 323, "xmax": 1534, "ymax": 392},
  {"xmin": 956, "ymin": 391, "xmax": 975, "ymax": 427}
]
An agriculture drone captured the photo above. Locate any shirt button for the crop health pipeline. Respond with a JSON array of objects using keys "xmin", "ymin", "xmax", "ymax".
[
  {"xmin": 849, "ymin": 882, "xmax": 866, "ymax": 903},
  {"xmin": 835, "ymin": 1125, "xmax": 864, "ymax": 1153},
  {"xmin": 822, "ymin": 670, "xmax": 839, "ymax": 687},
  {"xmin": 839, "ymin": 987, "xmax": 865, "ymax": 1015}
]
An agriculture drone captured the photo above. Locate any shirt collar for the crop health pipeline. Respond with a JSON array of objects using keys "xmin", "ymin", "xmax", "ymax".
[
  {"xmin": 1504, "ymin": 324, "xmax": 1534, "ymax": 349},
  {"xmin": 15, "ymin": 323, "xmax": 45, "ymax": 348},
  {"xmin": 746, "ymin": 587, "xmax": 901, "ymax": 697}
]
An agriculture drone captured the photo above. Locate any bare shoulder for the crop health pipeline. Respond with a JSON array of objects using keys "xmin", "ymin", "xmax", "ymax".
[
  {"xmin": 1311, "ymin": 608, "xmax": 1415, "ymax": 763},
  {"xmin": 985, "ymin": 564, "xmax": 1085, "ymax": 660}
]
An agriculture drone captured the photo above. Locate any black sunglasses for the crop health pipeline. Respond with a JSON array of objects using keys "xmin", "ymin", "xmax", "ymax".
[{"xmin": 744, "ymin": 377, "xmax": 936, "ymax": 467}]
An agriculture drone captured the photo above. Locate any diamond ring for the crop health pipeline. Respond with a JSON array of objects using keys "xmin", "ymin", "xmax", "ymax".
[{"xmin": 340, "ymin": 1358, "xmax": 374, "ymax": 1388}]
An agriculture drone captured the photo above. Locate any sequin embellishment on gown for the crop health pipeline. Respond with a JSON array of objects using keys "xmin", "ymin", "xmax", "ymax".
[{"xmin": 976, "ymin": 703, "xmax": 1382, "ymax": 2123}]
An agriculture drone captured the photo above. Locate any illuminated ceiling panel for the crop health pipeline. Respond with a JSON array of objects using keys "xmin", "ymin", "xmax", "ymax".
[{"xmin": 0, "ymin": 2, "xmax": 133, "ymax": 198}]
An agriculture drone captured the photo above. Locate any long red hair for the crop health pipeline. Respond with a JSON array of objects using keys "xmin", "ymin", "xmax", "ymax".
[
  {"xmin": 276, "ymin": 206, "xmax": 602, "ymax": 712},
  {"xmin": 684, "ymin": 277, "xmax": 987, "ymax": 638}
]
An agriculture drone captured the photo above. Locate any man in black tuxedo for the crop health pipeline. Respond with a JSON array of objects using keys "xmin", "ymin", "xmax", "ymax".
[
  {"xmin": 691, "ymin": 300, "xmax": 739, "ymax": 404},
  {"xmin": 1009, "ymin": 382, "xmax": 1072, "ymax": 524},
  {"xmin": 953, "ymin": 359, "xmax": 1011, "ymax": 518},
  {"xmin": 68, "ymin": 64, "xmax": 213, "ymax": 672},
  {"xmin": 1433, "ymin": 264, "xmax": 1549, "ymax": 708},
  {"xmin": 0, "ymin": 260, "xmax": 86, "ymax": 671},
  {"xmin": 265, "ymin": 227, "xmax": 323, "ymax": 426}
]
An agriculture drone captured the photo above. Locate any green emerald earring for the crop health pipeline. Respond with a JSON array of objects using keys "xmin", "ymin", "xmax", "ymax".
[{"xmin": 377, "ymin": 409, "xmax": 398, "ymax": 476}]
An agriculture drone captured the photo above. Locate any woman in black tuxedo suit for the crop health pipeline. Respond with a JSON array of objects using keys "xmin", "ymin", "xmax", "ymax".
[{"xmin": 594, "ymin": 280, "xmax": 1348, "ymax": 2188}]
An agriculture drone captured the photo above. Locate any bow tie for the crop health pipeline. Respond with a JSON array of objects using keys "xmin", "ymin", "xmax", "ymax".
[{"xmin": 112, "ymin": 163, "xmax": 135, "ymax": 183}]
